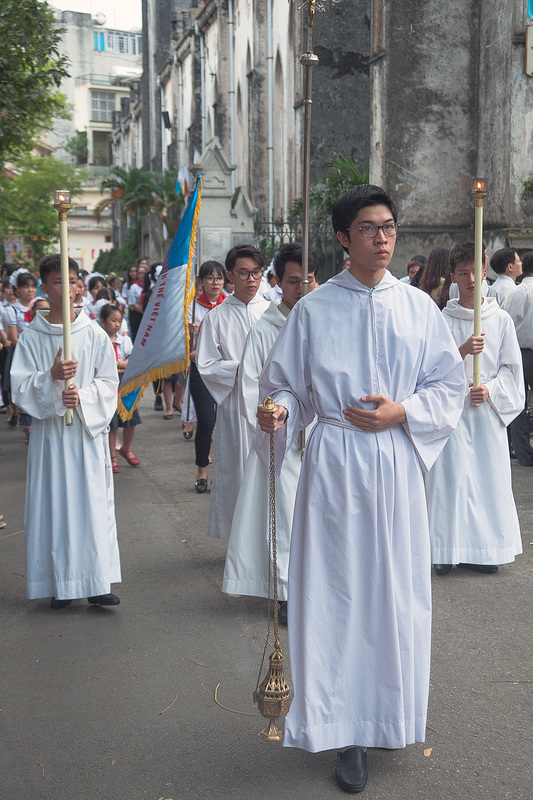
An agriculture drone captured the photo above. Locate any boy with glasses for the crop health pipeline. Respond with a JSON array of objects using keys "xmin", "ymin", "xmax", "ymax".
[
  {"xmin": 196, "ymin": 244, "xmax": 269, "ymax": 540},
  {"xmin": 222, "ymin": 243, "xmax": 319, "ymax": 620},
  {"xmin": 256, "ymin": 186, "xmax": 465, "ymax": 793}
]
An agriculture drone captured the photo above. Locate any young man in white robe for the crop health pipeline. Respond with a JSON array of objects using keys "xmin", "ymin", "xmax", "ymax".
[
  {"xmin": 501, "ymin": 250, "xmax": 533, "ymax": 465},
  {"xmin": 426, "ymin": 242, "xmax": 524, "ymax": 576},
  {"xmin": 222, "ymin": 244, "xmax": 318, "ymax": 620},
  {"xmin": 256, "ymin": 185, "xmax": 466, "ymax": 793},
  {"xmin": 486, "ymin": 247, "xmax": 522, "ymax": 304},
  {"xmin": 11, "ymin": 255, "xmax": 121, "ymax": 609},
  {"xmin": 196, "ymin": 244, "xmax": 269, "ymax": 540}
]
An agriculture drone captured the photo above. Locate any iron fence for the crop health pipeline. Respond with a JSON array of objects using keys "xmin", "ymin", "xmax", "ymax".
[{"xmin": 241, "ymin": 215, "xmax": 346, "ymax": 282}]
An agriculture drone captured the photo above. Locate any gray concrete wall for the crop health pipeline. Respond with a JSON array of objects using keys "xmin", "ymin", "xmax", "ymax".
[
  {"xmin": 309, "ymin": 0, "xmax": 371, "ymax": 181},
  {"xmin": 369, "ymin": 0, "xmax": 533, "ymax": 273}
]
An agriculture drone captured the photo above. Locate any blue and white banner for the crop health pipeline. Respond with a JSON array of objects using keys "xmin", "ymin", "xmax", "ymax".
[{"xmin": 118, "ymin": 177, "xmax": 202, "ymax": 420}]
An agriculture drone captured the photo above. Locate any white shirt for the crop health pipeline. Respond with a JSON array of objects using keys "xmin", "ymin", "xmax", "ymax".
[
  {"xmin": 486, "ymin": 274, "xmax": 518, "ymax": 304},
  {"xmin": 4, "ymin": 299, "xmax": 31, "ymax": 334},
  {"xmin": 500, "ymin": 276, "xmax": 533, "ymax": 349},
  {"xmin": 127, "ymin": 282, "xmax": 143, "ymax": 308}
]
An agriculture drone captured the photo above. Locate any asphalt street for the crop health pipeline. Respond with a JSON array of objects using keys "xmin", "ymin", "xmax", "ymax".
[{"xmin": 1, "ymin": 395, "xmax": 532, "ymax": 800}]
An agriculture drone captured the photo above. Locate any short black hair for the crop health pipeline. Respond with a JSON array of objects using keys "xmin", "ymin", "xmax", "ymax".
[
  {"xmin": 225, "ymin": 244, "xmax": 265, "ymax": 273},
  {"xmin": 39, "ymin": 254, "xmax": 78, "ymax": 283},
  {"xmin": 332, "ymin": 185, "xmax": 398, "ymax": 254},
  {"xmin": 99, "ymin": 303, "xmax": 122, "ymax": 322},
  {"xmin": 490, "ymin": 247, "xmax": 517, "ymax": 275},
  {"xmin": 272, "ymin": 242, "xmax": 319, "ymax": 282},
  {"xmin": 521, "ymin": 251, "xmax": 533, "ymax": 276},
  {"xmin": 449, "ymin": 242, "xmax": 475, "ymax": 272},
  {"xmin": 96, "ymin": 287, "xmax": 115, "ymax": 302},
  {"xmin": 88, "ymin": 275, "xmax": 107, "ymax": 293},
  {"xmin": 199, "ymin": 260, "xmax": 226, "ymax": 281},
  {"xmin": 15, "ymin": 271, "xmax": 37, "ymax": 289}
]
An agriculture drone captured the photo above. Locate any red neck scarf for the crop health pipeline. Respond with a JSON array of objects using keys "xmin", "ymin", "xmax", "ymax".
[{"xmin": 196, "ymin": 291, "xmax": 225, "ymax": 310}]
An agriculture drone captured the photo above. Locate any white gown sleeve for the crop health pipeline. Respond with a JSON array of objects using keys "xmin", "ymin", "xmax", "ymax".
[
  {"xmin": 238, "ymin": 324, "xmax": 268, "ymax": 435},
  {"xmin": 484, "ymin": 314, "xmax": 525, "ymax": 426},
  {"xmin": 196, "ymin": 312, "xmax": 239, "ymax": 405},
  {"xmin": 255, "ymin": 307, "xmax": 315, "ymax": 475},
  {"xmin": 11, "ymin": 337, "xmax": 64, "ymax": 419},
  {"xmin": 76, "ymin": 336, "xmax": 119, "ymax": 438},
  {"xmin": 400, "ymin": 301, "xmax": 466, "ymax": 472}
]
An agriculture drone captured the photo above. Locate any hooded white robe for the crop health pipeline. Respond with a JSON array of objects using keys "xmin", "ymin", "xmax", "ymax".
[
  {"xmin": 255, "ymin": 269, "xmax": 466, "ymax": 753},
  {"xmin": 426, "ymin": 298, "xmax": 524, "ymax": 565},
  {"xmin": 222, "ymin": 300, "xmax": 302, "ymax": 600},
  {"xmin": 196, "ymin": 293, "xmax": 269, "ymax": 539},
  {"xmin": 11, "ymin": 311, "xmax": 121, "ymax": 600}
]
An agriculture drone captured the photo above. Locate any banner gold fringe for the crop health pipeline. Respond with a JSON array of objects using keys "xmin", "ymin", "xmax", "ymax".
[{"xmin": 117, "ymin": 178, "xmax": 203, "ymax": 422}]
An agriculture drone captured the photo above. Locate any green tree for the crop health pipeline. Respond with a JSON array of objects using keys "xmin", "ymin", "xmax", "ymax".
[
  {"xmin": 153, "ymin": 170, "xmax": 185, "ymax": 238},
  {"xmin": 522, "ymin": 179, "xmax": 533, "ymax": 202},
  {"xmin": 64, "ymin": 130, "xmax": 88, "ymax": 165},
  {"xmin": 0, "ymin": 154, "xmax": 86, "ymax": 261},
  {"xmin": 291, "ymin": 154, "xmax": 369, "ymax": 221},
  {"xmin": 94, "ymin": 166, "xmax": 158, "ymax": 223},
  {"xmin": 0, "ymin": 0, "xmax": 71, "ymax": 165},
  {"xmin": 93, "ymin": 223, "xmax": 140, "ymax": 274}
]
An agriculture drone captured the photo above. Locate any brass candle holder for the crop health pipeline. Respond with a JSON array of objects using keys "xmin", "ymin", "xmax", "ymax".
[
  {"xmin": 53, "ymin": 189, "xmax": 74, "ymax": 426},
  {"xmin": 470, "ymin": 178, "xmax": 487, "ymax": 405}
]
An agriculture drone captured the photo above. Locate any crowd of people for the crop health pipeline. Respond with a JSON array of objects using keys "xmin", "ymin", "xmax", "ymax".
[{"xmin": 1, "ymin": 184, "xmax": 531, "ymax": 795}]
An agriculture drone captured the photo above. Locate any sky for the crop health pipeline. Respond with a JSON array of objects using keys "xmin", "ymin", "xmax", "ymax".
[{"xmin": 48, "ymin": 0, "xmax": 142, "ymax": 32}]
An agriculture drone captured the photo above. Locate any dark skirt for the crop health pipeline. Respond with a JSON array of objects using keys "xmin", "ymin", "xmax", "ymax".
[{"xmin": 110, "ymin": 407, "xmax": 141, "ymax": 430}]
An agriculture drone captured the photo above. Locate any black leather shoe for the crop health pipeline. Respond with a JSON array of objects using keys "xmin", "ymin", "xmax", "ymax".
[
  {"xmin": 434, "ymin": 564, "xmax": 453, "ymax": 575},
  {"xmin": 278, "ymin": 601, "xmax": 288, "ymax": 626},
  {"xmin": 50, "ymin": 597, "xmax": 72, "ymax": 609},
  {"xmin": 335, "ymin": 747, "xmax": 367, "ymax": 793},
  {"xmin": 195, "ymin": 478, "xmax": 208, "ymax": 493},
  {"xmin": 87, "ymin": 593, "xmax": 120, "ymax": 605},
  {"xmin": 457, "ymin": 563, "xmax": 498, "ymax": 574}
]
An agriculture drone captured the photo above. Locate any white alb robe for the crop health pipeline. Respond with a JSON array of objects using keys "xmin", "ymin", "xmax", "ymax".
[
  {"xmin": 426, "ymin": 298, "xmax": 523, "ymax": 565},
  {"xmin": 196, "ymin": 293, "xmax": 269, "ymax": 539},
  {"xmin": 256, "ymin": 269, "xmax": 466, "ymax": 753},
  {"xmin": 486, "ymin": 274, "xmax": 518, "ymax": 304},
  {"xmin": 11, "ymin": 311, "xmax": 121, "ymax": 600},
  {"xmin": 223, "ymin": 301, "xmax": 302, "ymax": 600}
]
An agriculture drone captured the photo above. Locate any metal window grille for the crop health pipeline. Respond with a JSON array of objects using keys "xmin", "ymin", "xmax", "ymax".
[
  {"xmin": 105, "ymin": 31, "xmax": 139, "ymax": 55},
  {"xmin": 90, "ymin": 91, "xmax": 115, "ymax": 122}
]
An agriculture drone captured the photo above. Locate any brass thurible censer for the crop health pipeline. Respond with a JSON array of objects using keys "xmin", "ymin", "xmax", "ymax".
[{"xmin": 253, "ymin": 396, "xmax": 292, "ymax": 741}]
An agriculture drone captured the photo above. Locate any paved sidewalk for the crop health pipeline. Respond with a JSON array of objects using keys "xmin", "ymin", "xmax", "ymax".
[{"xmin": 1, "ymin": 397, "xmax": 532, "ymax": 800}]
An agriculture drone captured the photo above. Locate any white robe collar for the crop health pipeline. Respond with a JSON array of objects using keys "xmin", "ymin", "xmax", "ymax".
[
  {"xmin": 31, "ymin": 309, "xmax": 93, "ymax": 336},
  {"xmin": 221, "ymin": 293, "xmax": 266, "ymax": 308},
  {"xmin": 328, "ymin": 268, "xmax": 398, "ymax": 294},
  {"xmin": 444, "ymin": 296, "xmax": 499, "ymax": 321},
  {"xmin": 261, "ymin": 300, "xmax": 288, "ymax": 329}
]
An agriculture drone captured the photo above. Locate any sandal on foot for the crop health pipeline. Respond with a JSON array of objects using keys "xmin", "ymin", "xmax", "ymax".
[
  {"xmin": 118, "ymin": 447, "xmax": 140, "ymax": 466},
  {"xmin": 111, "ymin": 458, "xmax": 120, "ymax": 474},
  {"xmin": 195, "ymin": 478, "xmax": 208, "ymax": 493}
]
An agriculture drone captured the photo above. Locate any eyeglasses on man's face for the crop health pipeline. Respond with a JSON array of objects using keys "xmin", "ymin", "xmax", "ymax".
[
  {"xmin": 347, "ymin": 223, "xmax": 400, "ymax": 239},
  {"xmin": 234, "ymin": 268, "xmax": 263, "ymax": 281},
  {"xmin": 203, "ymin": 274, "xmax": 224, "ymax": 283}
]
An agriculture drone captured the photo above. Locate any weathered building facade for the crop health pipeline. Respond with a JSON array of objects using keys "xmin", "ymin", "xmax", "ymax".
[
  {"xmin": 113, "ymin": 0, "xmax": 533, "ymax": 275},
  {"xmin": 49, "ymin": 7, "xmax": 142, "ymax": 270},
  {"xmin": 371, "ymin": 0, "xmax": 533, "ymax": 270}
]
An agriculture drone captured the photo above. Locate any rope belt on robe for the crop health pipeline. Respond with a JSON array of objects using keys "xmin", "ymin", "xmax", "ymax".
[{"xmin": 317, "ymin": 416, "xmax": 401, "ymax": 432}]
